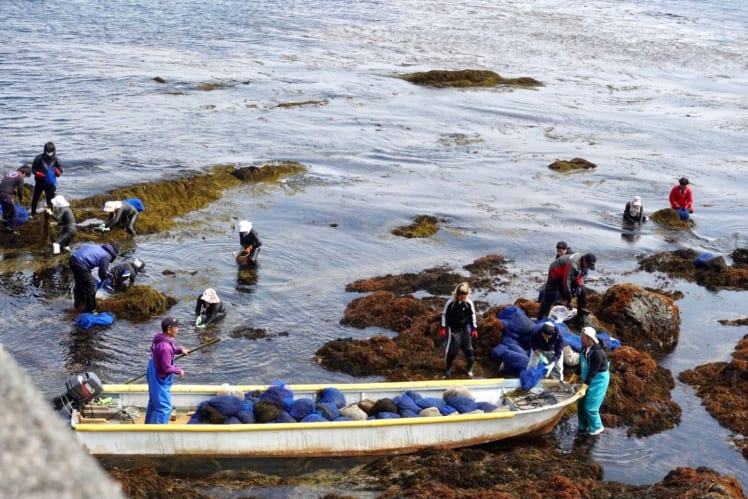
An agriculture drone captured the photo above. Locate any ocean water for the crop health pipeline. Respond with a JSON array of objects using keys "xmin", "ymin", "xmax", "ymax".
[{"xmin": 1, "ymin": 0, "xmax": 747, "ymax": 492}]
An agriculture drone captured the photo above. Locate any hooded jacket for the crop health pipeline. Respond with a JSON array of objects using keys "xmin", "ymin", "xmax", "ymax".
[
  {"xmin": 150, "ymin": 332, "xmax": 185, "ymax": 379},
  {"xmin": 71, "ymin": 243, "xmax": 118, "ymax": 280},
  {"xmin": 547, "ymin": 253, "xmax": 586, "ymax": 301}
]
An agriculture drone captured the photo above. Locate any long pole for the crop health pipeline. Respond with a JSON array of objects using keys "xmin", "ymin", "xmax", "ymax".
[{"xmin": 123, "ymin": 338, "xmax": 221, "ymax": 385}]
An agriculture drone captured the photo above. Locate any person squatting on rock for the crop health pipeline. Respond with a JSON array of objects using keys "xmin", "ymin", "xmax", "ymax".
[
  {"xmin": 194, "ymin": 288, "xmax": 227, "ymax": 327},
  {"xmin": 237, "ymin": 219, "xmax": 262, "ymax": 263},
  {"xmin": 537, "ymin": 252, "xmax": 596, "ymax": 320},
  {"xmin": 103, "ymin": 259, "xmax": 145, "ymax": 292},
  {"xmin": 68, "ymin": 243, "xmax": 118, "ymax": 313},
  {"xmin": 669, "ymin": 177, "xmax": 694, "ymax": 221},
  {"xmin": 577, "ymin": 327, "xmax": 610, "ymax": 436},
  {"xmin": 49, "ymin": 195, "xmax": 76, "ymax": 252},
  {"xmin": 440, "ymin": 282, "xmax": 478, "ymax": 378},
  {"xmin": 528, "ymin": 321, "xmax": 565, "ymax": 381},
  {"xmin": 0, "ymin": 165, "xmax": 31, "ymax": 235},
  {"xmin": 30, "ymin": 142, "xmax": 62, "ymax": 216},
  {"xmin": 103, "ymin": 200, "xmax": 138, "ymax": 236},
  {"xmin": 623, "ymin": 195, "xmax": 647, "ymax": 224},
  {"xmin": 145, "ymin": 317, "xmax": 188, "ymax": 424}
]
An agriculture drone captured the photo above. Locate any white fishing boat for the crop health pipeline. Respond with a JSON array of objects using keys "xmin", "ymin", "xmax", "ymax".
[{"xmin": 67, "ymin": 377, "xmax": 580, "ymax": 458}]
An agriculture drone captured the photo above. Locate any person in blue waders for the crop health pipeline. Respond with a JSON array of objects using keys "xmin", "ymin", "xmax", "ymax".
[
  {"xmin": 577, "ymin": 326, "xmax": 610, "ymax": 436},
  {"xmin": 145, "ymin": 317, "xmax": 189, "ymax": 424}
]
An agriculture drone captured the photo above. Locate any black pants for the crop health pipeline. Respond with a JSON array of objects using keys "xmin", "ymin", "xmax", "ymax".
[
  {"xmin": 30, "ymin": 181, "xmax": 56, "ymax": 213},
  {"xmin": 0, "ymin": 192, "xmax": 17, "ymax": 230},
  {"xmin": 444, "ymin": 325, "xmax": 474, "ymax": 371},
  {"xmin": 69, "ymin": 256, "xmax": 96, "ymax": 312},
  {"xmin": 538, "ymin": 279, "xmax": 586, "ymax": 319},
  {"xmin": 56, "ymin": 225, "xmax": 77, "ymax": 247}
]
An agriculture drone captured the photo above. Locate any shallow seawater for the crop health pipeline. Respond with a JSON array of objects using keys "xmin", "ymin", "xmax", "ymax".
[{"xmin": 1, "ymin": 0, "xmax": 747, "ymax": 493}]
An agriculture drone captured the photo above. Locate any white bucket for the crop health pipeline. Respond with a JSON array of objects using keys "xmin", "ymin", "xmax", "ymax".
[{"xmin": 52, "ymin": 243, "xmax": 60, "ymax": 255}]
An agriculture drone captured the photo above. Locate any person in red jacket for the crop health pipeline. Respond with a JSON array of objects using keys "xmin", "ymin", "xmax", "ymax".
[
  {"xmin": 537, "ymin": 253, "xmax": 596, "ymax": 319},
  {"xmin": 669, "ymin": 177, "xmax": 694, "ymax": 220}
]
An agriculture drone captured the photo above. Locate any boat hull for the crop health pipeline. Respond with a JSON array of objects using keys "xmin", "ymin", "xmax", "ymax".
[{"xmin": 73, "ymin": 378, "xmax": 579, "ymax": 458}]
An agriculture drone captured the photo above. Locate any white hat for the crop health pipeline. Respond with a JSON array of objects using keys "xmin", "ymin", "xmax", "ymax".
[
  {"xmin": 238, "ymin": 220, "xmax": 252, "ymax": 233},
  {"xmin": 103, "ymin": 201, "xmax": 123, "ymax": 213},
  {"xmin": 201, "ymin": 288, "xmax": 220, "ymax": 304},
  {"xmin": 582, "ymin": 326, "xmax": 599, "ymax": 344},
  {"xmin": 51, "ymin": 195, "xmax": 69, "ymax": 208},
  {"xmin": 632, "ymin": 196, "xmax": 642, "ymax": 207}
]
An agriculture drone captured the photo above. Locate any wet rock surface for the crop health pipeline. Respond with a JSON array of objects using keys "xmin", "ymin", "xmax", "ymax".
[
  {"xmin": 107, "ymin": 447, "xmax": 746, "ymax": 499},
  {"xmin": 638, "ymin": 248, "xmax": 748, "ymax": 291},
  {"xmin": 547, "ymin": 157, "xmax": 597, "ymax": 172},
  {"xmin": 680, "ymin": 335, "xmax": 748, "ymax": 458},
  {"xmin": 398, "ymin": 69, "xmax": 542, "ymax": 88}
]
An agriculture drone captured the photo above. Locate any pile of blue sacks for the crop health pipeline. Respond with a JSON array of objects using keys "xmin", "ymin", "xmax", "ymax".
[
  {"xmin": 187, "ymin": 382, "xmax": 500, "ymax": 424},
  {"xmin": 490, "ymin": 306, "xmax": 621, "ymax": 381}
]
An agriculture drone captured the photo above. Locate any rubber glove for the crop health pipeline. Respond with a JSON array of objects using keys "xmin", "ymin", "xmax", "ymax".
[
  {"xmin": 471, "ymin": 328, "xmax": 479, "ymax": 339},
  {"xmin": 438, "ymin": 328, "xmax": 446, "ymax": 339},
  {"xmin": 45, "ymin": 207, "xmax": 53, "ymax": 216},
  {"xmin": 35, "ymin": 171, "xmax": 46, "ymax": 179},
  {"xmin": 544, "ymin": 363, "xmax": 554, "ymax": 377},
  {"xmin": 54, "ymin": 168, "xmax": 61, "ymax": 177},
  {"xmin": 195, "ymin": 316, "xmax": 203, "ymax": 327},
  {"xmin": 578, "ymin": 383, "xmax": 589, "ymax": 397}
]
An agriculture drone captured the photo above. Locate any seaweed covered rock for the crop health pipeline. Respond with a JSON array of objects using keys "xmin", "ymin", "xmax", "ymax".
[
  {"xmin": 98, "ymin": 285, "xmax": 177, "ymax": 322},
  {"xmin": 547, "ymin": 157, "xmax": 596, "ymax": 172},
  {"xmin": 595, "ymin": 283, "xmax": 680, "ymax": 357},
  {"xmin": 398, "ymin": 69, "xmax": 542, "ymax": 88},
  {"xmin": 638, "ymin": 249, "xmax": 748, "ymax": 291},
  {"xmin": 391, "ymin": 215, "xmax": 442, "ymax": 238},
  {"xmin": 340, "ymin": 291, "xmax": 429, "ymax": 332},
  {"xmin": 602, "ymin": 346, "xmax": 681, "ymax": 436},
  {"xmin": 680, "ymin": 335, "xmax": 748, "ymax": 458},
  {"xmin": 649, "ymin": 207, "xmax": 694, "ymax": 230}
]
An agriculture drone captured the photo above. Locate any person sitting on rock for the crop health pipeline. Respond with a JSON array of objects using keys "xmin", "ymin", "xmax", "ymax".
[{"xmin": 669, "ymin": 177, "xmax": 694, "ymax": 221}]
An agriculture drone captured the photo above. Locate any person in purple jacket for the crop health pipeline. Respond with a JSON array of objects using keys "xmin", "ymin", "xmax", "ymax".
[
  {"xmin": 68, "ymin": 243, "xmax": 118, "ymax": 312},
  {"xmin": 145, "ymin": 317, "xmax": 189, "ymax": 424}
]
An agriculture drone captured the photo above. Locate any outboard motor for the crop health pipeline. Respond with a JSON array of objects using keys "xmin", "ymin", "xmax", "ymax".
[{"xmin": 52, "ymin": 372, "xmax": 104, "ymax": 415}]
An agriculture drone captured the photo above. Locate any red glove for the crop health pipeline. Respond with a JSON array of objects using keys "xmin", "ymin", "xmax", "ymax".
[
  {"xmin": 471, "ymin": 329, "xmax": 479, "ymax": 339},
  {"xmin": 54, "ymin": 168, "xmax": 61, "ymax": 177},
  {"xmin": 438, "ymin": 328, "xmax": 446, "ymax": 339},
  {"xmin": 35, "ymin": 171, "xmax": 46, "ymax": 179}
]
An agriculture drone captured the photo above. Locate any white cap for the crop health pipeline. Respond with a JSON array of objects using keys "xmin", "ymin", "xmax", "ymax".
[
  {"xmin": 51, "ymin": 195, "xmax": 69, "ymax": 208},
  {"xmin": 238, "ymin": 220, "xmax": 252, "ymax": 233},
  {"xmin": 632, "ymin": 196, "xmax": 642, "ymax": 207},
  {"xmin": 201, "ymin": 288, "xmax": 220, "ymax": 304},
  {"xmin": 103, "ymin": 201, "xmax": 123, "ymax": 213},
  {"xmin": 582, "ymin": 326, "xmax": 599, "ymax": 344}
]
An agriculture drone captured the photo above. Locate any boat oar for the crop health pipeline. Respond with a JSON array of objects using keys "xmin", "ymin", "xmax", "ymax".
[{"xmin": 123, "ymin": 338, "xmax": 222, "ymax": 385}]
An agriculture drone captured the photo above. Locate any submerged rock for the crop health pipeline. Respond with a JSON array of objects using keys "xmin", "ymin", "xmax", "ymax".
[
  {"xmin": 547, "ymin": 157, "xmax": 597, "ymax": 172},
  {"xmin": 398, "ymin": 69, "xmax": 542, "ymax": 88},
  {"xmin": 638, "ymin": 249, "xmax": 748, "ymax": 291}
]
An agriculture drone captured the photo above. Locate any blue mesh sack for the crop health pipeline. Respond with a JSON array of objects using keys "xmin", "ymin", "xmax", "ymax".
[
  {"xmin": 498, "ymin": 306, "xmax": 535, "ymax": 347},
  {"xmin": 225, "ymin": 416, "xmax": 242, "ymax": 425},
  {"xmin": 236, "ymin": 410, "xmax": 255, "ymax": 424},
  {"xmin": 74, "ymin": 312, "xmax": 114, "ymax": 330},
  {"xmin": 376, "ymin": 411, "xmax": 400, "ymax": 419},
  {"xmin": 414, "ymin": 397, "xmax": 446, "ymax": 410},
  {"xmin": 394, "ymin": 394, "xmax": 421, "ymax": 414},
  {"xmin": 334, "ymin": 416, "xmax": 353, "ymax": 421},
  {"xmin": 520, "ymin": 363, "xmax": 546, "ymax": 390},
  {"xmin": 288, "ymin": 398, "xmax": 315, "ymax": 421},
  {"xmin": 439, "ymin": 404, "xmax": 457, "ymax": 416},
  {"xmin": 498, "ymin": 344, "xmax": 531, "ymax": 375},
  {"xmin": 260, "ymin": 384, "xmax": 295, "ymax": 410},
  {"xmin": 598, "ymin": 332, "xmax": 621, "ymax": 350},
  {"xmin": 188, "ymin": 401, "xmax": 208, "ymax": 424},
  {"xmin": 317, "ymin": 387, "xmax": 347, "ymax": 408},
  {"xmin": 272, "ymin": 411, "xmax": 296, "ymax": 423},
  {"xmin": 477, "ymin": 401, "xmax": 498, "ymax": 413},
  {"xmin": 399, "ymin": 409, "xmax": 420, "ymax": 418},
  {"xmin": 446, "ymin": 396, "xmax": 478, "ymax": 413},
  {"xmin": 301, "ymin": 413, "xmax": 327, "ymax": 423},
  {"xmin": 316, "ymin": 401, "xmax": 340, "ymax": 420},
  {"xmin": 403, "ymin": 390, "xmax": 423, "ymax": 401},
  {"xmin": 207, "ymin": 395, "xmax": 244, "ymax": 417}
]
